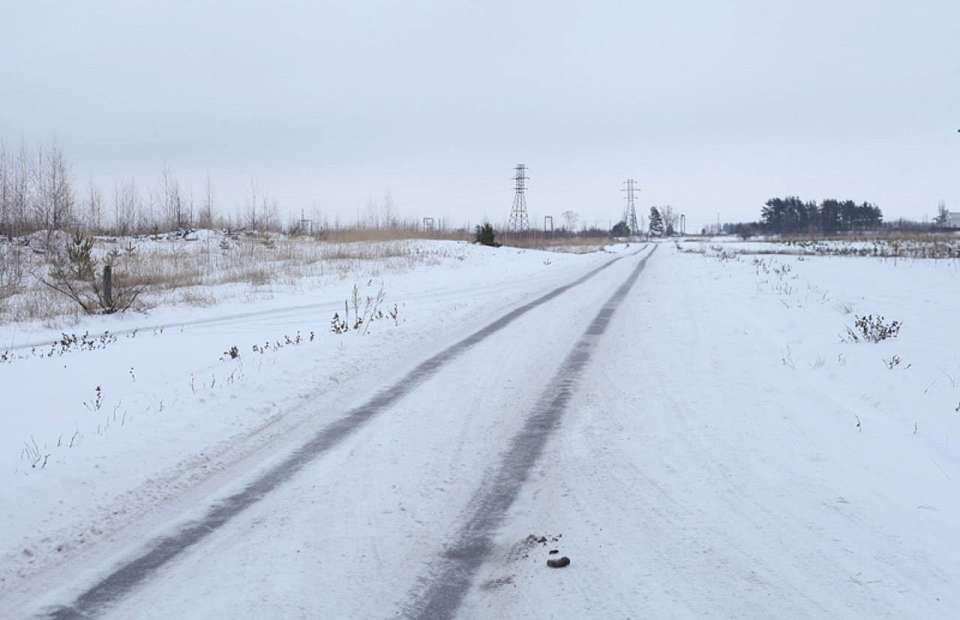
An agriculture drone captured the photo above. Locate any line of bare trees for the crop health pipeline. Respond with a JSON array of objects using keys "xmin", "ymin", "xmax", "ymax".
[
  {"xmin": 0, "ymin": 139, "xmax": 474, "ymax": 243},
  {"xmin": 0, "ymin": 141, "xmax": 75, "ymax": 240},
  {"xmin": 0, "ymin": 140, "xmax": 296, "ymax": 241}
]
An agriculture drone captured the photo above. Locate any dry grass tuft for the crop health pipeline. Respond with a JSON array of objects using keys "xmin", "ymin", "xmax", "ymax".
[{"xmin": 178, "ymin": 290, "xmax": 217, "ymax": 306}]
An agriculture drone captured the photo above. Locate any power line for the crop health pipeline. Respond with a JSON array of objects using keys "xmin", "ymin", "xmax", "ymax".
[
  {"xmin": 508, "ymin": 164, "xmax": 530, "ymax": 232},
  {"xmin": 621, "ymin": 178, "xmax": 641, "ymax": 235}
]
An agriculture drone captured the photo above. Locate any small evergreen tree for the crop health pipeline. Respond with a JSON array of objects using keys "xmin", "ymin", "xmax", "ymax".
[
  {"xmin": 474, "ymin": 222, "xmax": 499, "ymax": 247},
  {"xmin": 67, "ymin": 230, "xmax": 95, "ymax": 279},
  {"xmin": 610, "ymin": 221, "xmax": 631, "ymax": 237},
  {"xmin": 649, "ymin": 207, "xmax": 664, "ymax": 237}
]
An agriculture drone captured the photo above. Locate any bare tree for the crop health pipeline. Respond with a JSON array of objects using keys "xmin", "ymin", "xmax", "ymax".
[
  {"xmin": 935, "ymin": 201, "xmax": 949, "ymax": 227},
  {"xmin": 659, "ymin": 205, "xmax": 678, "ymax": 236},
  {"xmin": 261, "ymin": 196, "xmax": 280, "ymax": 231},
  {"xmin": 113, "ymin": 178, "xmax": 140, "ymax": 235},
  {"xmin": 198, "ymin": 173, "xmax": 215, "ymax": 229},
  {"xmin": 160, "ymin": 167, "xmax": 189, "ymax": 230},
  {"xmin": 85, "ymin": 179, "xmax": 104, "ymax": 232},
  {"xmin": 0, "ymin": 140, "xmax": 24, "ymax": 295},
  {"xmin": 10, "ymin": 144, "xmax": 31, "ymax": 236},
  {"xmin": 143, "ymin": 183, "xmax": 162, "ymax": 233},
  {"xmin": 0, "ymin": 141, "xmax": 9, "ymax": 239},
  {"xmin": 32, "ymin": 143, "xmax": 74, "ymax": 242},
  {"xmin": 381, "ymin": 192, "xmax": 397, "ymax": 229},
  {"xmin": 185, "ymin": 187, "xmax": 195, "ymax": 229},
  {"xmin": 246, "ymin": 179, "xmax": 259, "ymax": 230}
]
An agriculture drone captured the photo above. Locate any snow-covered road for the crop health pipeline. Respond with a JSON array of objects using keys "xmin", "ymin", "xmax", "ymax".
[
  {"xmin": 41, "ymin": 246, "xmax": 653, "ymax": 619},
  {"xmin": 5, "ymin": 241, "xmax": 959, "ymax": 619}
]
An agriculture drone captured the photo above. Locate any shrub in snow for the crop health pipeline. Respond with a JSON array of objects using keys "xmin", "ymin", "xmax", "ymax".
[
  {"xmin": 883, "ymin": 355, "xmax": 910, "ymax": 369},
  {"xmin": 846, "ymin": 314, "xmax": 902, "ymax": 343},
  {"xmin": 474, "ymin": 223, "xmax": 499, "ymax": 247},
  {"xmin": 331, "ymin": 281, "xmax": 397, "ymax": 335},
  {"xmin": 82, "ymin": 386, "xmax": 104, "ymax": 412},
  {"xmin": 330, "ymin": 312, "xmax": 349, "ymax": 334},
  {"xmin": 610, "ymin": 221, "xmax": 631, "ymax": 237},
  {"xmin": 41, "ymin": 232, "xmax": 143, "ymax": 314}
]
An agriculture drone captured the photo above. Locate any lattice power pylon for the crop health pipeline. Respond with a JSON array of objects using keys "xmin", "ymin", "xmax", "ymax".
[
  {"xmin": 622, "ymin": 178, "xmax": 641, "ymax": 235},
  {"xmin": 508, "ymin": 164, "xmax": 530, "ymax": 232}
]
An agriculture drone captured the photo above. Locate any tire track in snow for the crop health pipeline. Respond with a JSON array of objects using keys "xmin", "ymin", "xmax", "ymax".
[
  {"xmin": 403, "ymin": 245, "xmax": 656, "ymax": 620},
  {"xmin": 42, "ymin": 247, "xmax": 646, "ymax": 619}
]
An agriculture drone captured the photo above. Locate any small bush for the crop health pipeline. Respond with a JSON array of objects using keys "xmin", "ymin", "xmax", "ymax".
[
  {"xmin": 330, "ymin": 312, "xmax": 348, "ymax": 334},
  {"xmin": 41, "ymin": 233, "xmax": 144, "ymax": 314},
  {"xmin": 846, "ymin": 314, "xmax": 902, "ymax": 343},
  {"xmin": 610, "ymin": 221, "xmax": 631, "ymax": 237},
  {"xmin": 474, "ymin": 223, "xmax": 499, "ymax": 247}
]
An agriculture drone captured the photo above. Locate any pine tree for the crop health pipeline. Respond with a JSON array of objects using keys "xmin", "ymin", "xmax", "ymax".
[
  {"xmin": 649, "ymin": 207, "xmax": 664, "ymax": 237},
  {"xmin": 610, "ymin": 221, "xmax": 631, "ymax": 237},
  {"xmin": 474, "ymin": 223, "xmax": 499, "ymax": 247}
]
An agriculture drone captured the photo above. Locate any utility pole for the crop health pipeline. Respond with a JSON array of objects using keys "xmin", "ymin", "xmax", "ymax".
[
  {"xmin": 621, "ymin": 178, "xmax": 641, "ymax": 235},
  {"xmin": 544, "ymin": 215, "xmax": 554, "ymax": 234},
  {"xmin": 508, "ymin": 164, "xmax": 530, "ymax": 232}
]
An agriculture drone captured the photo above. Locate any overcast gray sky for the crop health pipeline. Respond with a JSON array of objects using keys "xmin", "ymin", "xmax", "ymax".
[{"xmin": 3, "ymin": 1, "xmax": 958, "ymax": 230}]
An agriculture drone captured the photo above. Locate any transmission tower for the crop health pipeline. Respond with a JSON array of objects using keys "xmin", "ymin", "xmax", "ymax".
[
  {"xmin": 508, "ymin": 164, "xmax": 530, "ymax": 232},
  {"xmin": 621, "ymin": 178, "xmax": 641, "ymax": 235}
]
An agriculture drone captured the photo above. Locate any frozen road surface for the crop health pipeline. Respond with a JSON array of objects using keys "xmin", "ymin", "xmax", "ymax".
[{"xmin": 4, "ymin": 241, "xmax": 959, "ymax": 619}]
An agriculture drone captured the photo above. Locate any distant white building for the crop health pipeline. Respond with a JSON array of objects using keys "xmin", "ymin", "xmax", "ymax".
[{"xmin": 949, "ymin": 211, "xmax": 960, "ymax": 229}]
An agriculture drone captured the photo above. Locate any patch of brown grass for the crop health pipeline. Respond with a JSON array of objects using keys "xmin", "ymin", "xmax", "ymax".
[
  {"xmin": 0, "ymin": 233, "xmax": 458, "ymax": 324},
  {"xmin": 318, "ymin": 228, "xmax": 468, "ymax": 243},
  {"xmin": 500, "ymin": 233, "xmax": 612, "ymax": 253},
  {"xmin": 178, "ymin": 290, "xmax": 217, "ymax": 306}
]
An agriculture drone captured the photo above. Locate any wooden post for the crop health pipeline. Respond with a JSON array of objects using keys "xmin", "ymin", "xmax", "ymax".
[{"xmin": 103, "ymin": 265, "xmax": 113, "ymax": 309}]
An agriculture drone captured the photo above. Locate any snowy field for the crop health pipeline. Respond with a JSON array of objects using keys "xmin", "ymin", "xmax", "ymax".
[
  {"xmin": 679, "ymin": 234, "xmax": 960, "ymax": 259},
  {"xmin": 0, "ymin": 230, "xmax": 471, "ymax": 325},
  {"xmin": 1, "ymin": 239, "xmax": 959, "ymax": 618}
]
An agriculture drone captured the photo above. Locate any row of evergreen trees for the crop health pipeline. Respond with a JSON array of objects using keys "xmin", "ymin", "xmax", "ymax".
[{"xmin": 761, "ymin": 197, "xmax": 883, "ymax": 234}]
